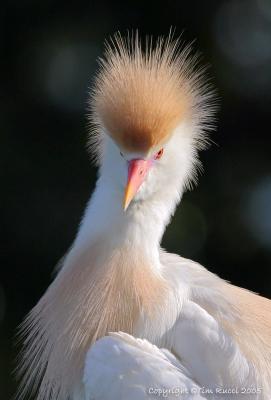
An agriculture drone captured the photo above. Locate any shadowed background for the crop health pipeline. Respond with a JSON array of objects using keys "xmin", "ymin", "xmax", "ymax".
[{"xmin": 1, "ymin": 0, "xmax": 271, "ymax": 398}]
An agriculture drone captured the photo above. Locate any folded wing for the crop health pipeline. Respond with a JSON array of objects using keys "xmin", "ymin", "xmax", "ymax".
[{"xmin": 83, "ymin": 332, "xmax": 206, "ymax": 400}]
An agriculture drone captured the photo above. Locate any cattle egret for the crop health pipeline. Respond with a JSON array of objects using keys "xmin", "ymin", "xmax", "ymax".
[{"xmin": 18, "ymin": 33, "xmax": 271, "ymax": 400}]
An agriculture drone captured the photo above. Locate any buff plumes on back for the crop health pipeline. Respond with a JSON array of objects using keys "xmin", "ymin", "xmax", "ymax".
[{"xmin": 16, "ymin": 32, "xmax": 214, "ymax": 400}]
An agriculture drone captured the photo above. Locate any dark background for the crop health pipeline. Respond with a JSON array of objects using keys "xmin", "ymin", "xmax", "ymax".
[{"xmin": 1, "ymin": 0, "xmax": 271, "ymax": 398}]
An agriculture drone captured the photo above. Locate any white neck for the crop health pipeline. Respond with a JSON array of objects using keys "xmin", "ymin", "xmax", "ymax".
[
  {"xmin": 73, "ymin": 174, "xmax": 182, "ymax": 267},
  {"xmin": 73, "ymin": 123, "xmax": 198, "ymax": 267}
]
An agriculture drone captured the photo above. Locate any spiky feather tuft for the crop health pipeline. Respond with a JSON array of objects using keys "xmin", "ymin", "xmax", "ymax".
[{"xmin": 88, "ymin": 31, "xmax": 216, "ymax": 161}]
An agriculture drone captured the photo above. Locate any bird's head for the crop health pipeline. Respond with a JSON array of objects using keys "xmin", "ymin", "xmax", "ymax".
[{"xmin": 88, "ymin": 33, "xmax": 215, "ymax": 212}]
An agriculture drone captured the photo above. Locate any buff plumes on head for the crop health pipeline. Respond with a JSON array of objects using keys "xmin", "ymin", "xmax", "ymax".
[{"xmin": 88, "ymin": 31, "xmax": 215, "ymax": 161}]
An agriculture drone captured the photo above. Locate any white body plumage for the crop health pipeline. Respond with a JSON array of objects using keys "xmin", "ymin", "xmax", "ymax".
[{"xmin": 74, "ymin": 134, "xmax": 269, "ymax": 398}]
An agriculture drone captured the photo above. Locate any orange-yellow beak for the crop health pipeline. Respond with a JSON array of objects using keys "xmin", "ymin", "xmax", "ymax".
[{"xmin": 123, "ymin": 159, "xmax": 153, "ymax": 211}]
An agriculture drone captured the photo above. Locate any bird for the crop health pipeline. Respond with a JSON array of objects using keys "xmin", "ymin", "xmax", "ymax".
[{"xmin": 17, "ymin": 33, "xmax": 271, "ymax": 400}]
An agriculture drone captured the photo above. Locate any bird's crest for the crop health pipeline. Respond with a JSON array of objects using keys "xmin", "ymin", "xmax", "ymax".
[{"xmin": 89, "ymin": 32, "xmax": 214, "ymax": 155}]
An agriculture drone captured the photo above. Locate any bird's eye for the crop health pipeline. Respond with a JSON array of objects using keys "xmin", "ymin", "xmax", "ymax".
[
  {"xmin": 154, "ymin": 148, "xmax": 164, "ymax": 160},
  {"xmin": 120, "ymin": 151, "xmax": 124, "ymax": 158}
]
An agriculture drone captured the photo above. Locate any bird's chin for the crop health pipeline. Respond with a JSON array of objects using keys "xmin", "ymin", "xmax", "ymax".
[{"xmin": 122, "ymin": 191, "xmax": 147, "ymax": 213}]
